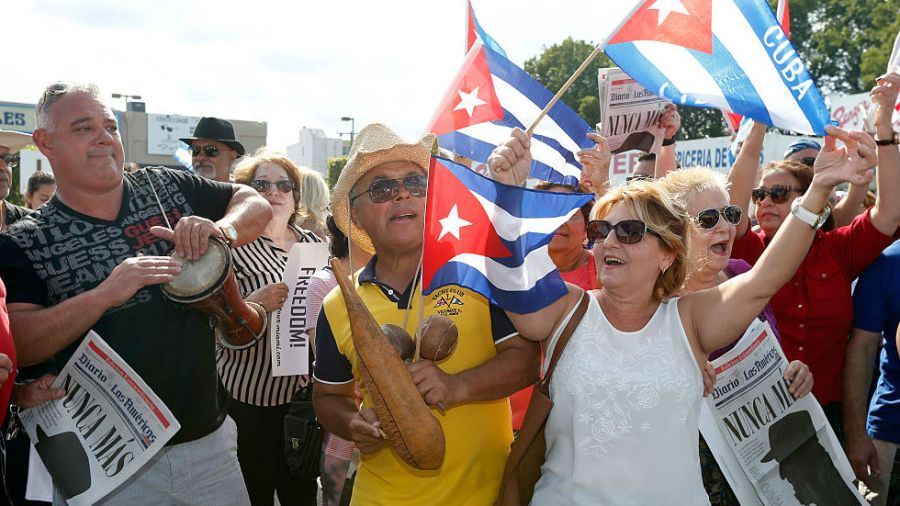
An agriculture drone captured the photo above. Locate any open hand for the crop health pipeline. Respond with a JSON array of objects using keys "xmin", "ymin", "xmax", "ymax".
[
  {"xmin": 871, "ymin": 72, "xmax": 900, "ymax": 127},
  {"xmin": 812, "ymin": 126, "xmax": 876, "ymax": 190},
  {"xmin": 97, "ymin": 256, "xmax": 182, "ymax": 307}
]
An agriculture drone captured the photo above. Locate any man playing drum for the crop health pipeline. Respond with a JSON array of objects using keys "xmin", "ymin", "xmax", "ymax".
[
  {"xmin": 0, "ymin": 82, "xmax": 272, "ymax": 505},
  {"xmin": 313, "ymin": 123, "xmax": 541, "ymax": 505}
]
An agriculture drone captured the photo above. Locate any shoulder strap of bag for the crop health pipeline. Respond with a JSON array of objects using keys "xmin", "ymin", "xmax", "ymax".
[{"xmin": 540, "ymin": 291, "xmax": 589, "ymax": 389}]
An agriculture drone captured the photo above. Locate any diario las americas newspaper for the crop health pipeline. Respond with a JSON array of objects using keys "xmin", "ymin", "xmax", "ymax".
[
  {"xmin": 699, "ymin": 318, "xmax": 864, "ymax": 506},
  {"xmin": 18, "ymin": 331, "xmax": 180, "ymax": 506},
  {"xmin": 598, "ymin": 67, "xmax": 670, "ymax": 154}
]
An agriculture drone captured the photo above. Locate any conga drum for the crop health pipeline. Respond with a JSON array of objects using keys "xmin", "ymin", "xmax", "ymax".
[{"xmin": 161, "ymin": 238, "xmax": 267, "ymax": 350}]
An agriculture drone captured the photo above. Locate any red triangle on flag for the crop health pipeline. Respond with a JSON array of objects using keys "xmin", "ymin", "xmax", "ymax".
[
  {"xmin": 609, "ymin": 0, "xmax": 713, "ymax": 54},
  {"xmin": 466, "ymin": 1, "xmax": 478, "ymax": 53},
  {"xmin": 423, "ymin": 158, "xmax": 511, "ymax": 290},
  {"xmin": 426, "ymin": 44, "xmax": 504, "ymax": 137}
]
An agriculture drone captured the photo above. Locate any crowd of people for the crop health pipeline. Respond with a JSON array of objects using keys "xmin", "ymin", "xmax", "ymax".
[{"xmin": 0, "ymin": 72, "xmax": 897, "ymax": 506}]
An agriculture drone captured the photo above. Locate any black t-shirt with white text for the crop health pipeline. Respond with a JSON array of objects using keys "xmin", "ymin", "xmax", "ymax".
[{"xmin": 0, "ymin": 168, "xmax": 233, "ymax": 444}]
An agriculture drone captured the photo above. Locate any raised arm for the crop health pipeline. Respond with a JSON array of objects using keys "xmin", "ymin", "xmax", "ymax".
[
  {"xmin": 727, "ymin": 121, "xmax": 768, "ymax": 238},
  {"xmin": 685, "ymin": 126, "xmax": 876, "ymax": 354},
  {"xmin": 832, "ymin": 181, "xmax": 871, "ymax": 228},
  {"xmin": 868, "ymin": 72, "xmax": 900, "ymax": 235},
  {"xmin": 578, "ymin": 133, "xmax": 612, "ymax": 198},
  {"xmin": 655, "ymin": 104, "xmax": 680, "ymax": 178}
]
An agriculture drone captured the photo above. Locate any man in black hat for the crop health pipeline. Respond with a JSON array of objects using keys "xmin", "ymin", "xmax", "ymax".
[
  {"xmin": 760, "ymin": 410, "xmax": 860, "ymax": 505},
  {"xmin": 181, "ymin": 117, "xmax": 246, "ymax": 182}
]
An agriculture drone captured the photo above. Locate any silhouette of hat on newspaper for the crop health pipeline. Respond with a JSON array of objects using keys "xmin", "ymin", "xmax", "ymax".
[
  {"xmin": 760, "ymin": 410, "xmax": 816, "ymax": 463},
  {"xmin": 34, "ymin": 425, "xmax": 92, "ymax": 499}
]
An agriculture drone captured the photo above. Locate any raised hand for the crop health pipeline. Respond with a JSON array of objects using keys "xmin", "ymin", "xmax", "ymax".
[
  {"xmin": 812, "ymin": 126, "xmax": 876, "ymax": 190},
  {"xmin": 578, "ymin": 132, "xmax": 611, "ymax": 194},
  {"xmin": 871, "ymin": 72, "xmax": 900, "ymax": 127},
  {"xmin": 487, "ymin": 128, "xmax": 532, "ymax": 186},
  {"xmin": 658, "ymin": 104, "xmax": 681, "ymax": 139}
]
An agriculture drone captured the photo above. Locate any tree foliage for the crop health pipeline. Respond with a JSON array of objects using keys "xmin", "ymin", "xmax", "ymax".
[{"xmin": 327, "ymin": 156, "xmax": 347, "ymax": 190}]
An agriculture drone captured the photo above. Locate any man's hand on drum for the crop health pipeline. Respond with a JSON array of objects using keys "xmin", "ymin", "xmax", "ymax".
[
  {"xmin": 407, "ymin": 360, "xmax": 462, "ymax": 410},
  {"xmin": 97, "ymin": 256, "xmax": 183, "ymax": 307},
  {"xmin": 349, "ymin": 408, "xmax": 385, "ymax": 454},
  {"xmin": 150, "ymin": 216, "xmax": 224, "ymax": 261},
  {"xmin": 247, "ymin": 283, "xmax": 289, "ymax": 313}
]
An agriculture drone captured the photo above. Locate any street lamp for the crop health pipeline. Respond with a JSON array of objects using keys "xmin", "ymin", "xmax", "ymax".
[
  {"xmin": 340, "ymin": 116, "xmax": 355, "ymax": 147},
  {"xmin": 112, "ymin": 93, "xmax": 143, "ymax": 112}
]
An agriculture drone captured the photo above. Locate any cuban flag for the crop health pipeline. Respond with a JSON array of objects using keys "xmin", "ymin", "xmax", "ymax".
[
  {"xmin": 606, "ymin": 0, "xmax": 831, "ymax": 135},
  {"xmin": 465, "ymin": 1, "xmax": 506, "ymax": 58},
  {"xmin": 427, "ymin": 43, "xmax": 593, "ymax": 185},
  {"xmin": 422, "ymin": 157, "xmax": 593, "ymax": 313}
]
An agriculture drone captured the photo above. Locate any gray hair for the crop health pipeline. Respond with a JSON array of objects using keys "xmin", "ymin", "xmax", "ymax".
[{"xmin": 35, "ymin": 82, "xmax": 108, "ymax": 132}]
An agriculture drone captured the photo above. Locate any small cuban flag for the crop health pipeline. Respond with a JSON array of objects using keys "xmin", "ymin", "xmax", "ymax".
[{"xmin": 422, "ymin": 157, "xmax": 593, "ymax": 313}]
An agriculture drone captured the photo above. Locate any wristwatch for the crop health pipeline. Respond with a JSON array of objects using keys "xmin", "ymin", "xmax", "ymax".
[
  {"xmin": 875, "ymin": 131, "xmax": 899, "ymax": 146},
  {"xmin": 219, "ymin": 224, "xmax": 238, "ymax": 246},
  {"xmin": 791, "ymin": 198, "xmax": 831, "ymax": 230}
]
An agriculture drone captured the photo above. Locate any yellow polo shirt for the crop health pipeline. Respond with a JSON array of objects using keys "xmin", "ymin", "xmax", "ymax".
[{"xmin": 314, "ymin": 260, "xmax": 516, "ymax": 505}]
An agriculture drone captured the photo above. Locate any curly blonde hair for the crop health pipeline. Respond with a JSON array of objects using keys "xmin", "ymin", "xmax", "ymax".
[
  {"xmin": 233, "ymin": 148, "xmax": 304, "ymax": 224},
  {"xmin": 591, "ymin": 180, "xmax": 690, "ymax": 302}
]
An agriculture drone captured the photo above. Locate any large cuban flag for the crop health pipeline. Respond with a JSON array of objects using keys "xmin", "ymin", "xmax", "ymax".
[
  {"xmin": 422, "ymin": 157, "xmax": 593, "ymax": 313},
  {"xmin": 606, "ymin": 0, "xmax": 831, "ymax": 136},
  {"xmin": 427, "ymin": 42, "xmax": 593, "ymax": 185}
]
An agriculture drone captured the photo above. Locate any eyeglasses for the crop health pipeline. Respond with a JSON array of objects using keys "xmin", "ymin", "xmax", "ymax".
[
  {"xmin": 625, "ymin": 174, "xmax": 653, "ymax": 183},
  {"xmin": 798, "ymin": 157, "xmax": 816, "ymax": 168},
  {"xmin": 0, "ymin": 153, "xmax": 19, "ymax": 165},
  {"xmin": 696, "ymin": 205, "xmax": 742, "ymax": 229},
  {"xmin": 191, "ymin": 145, "xmax": 220, "ymax": 158},
  {"xmin": 350, "ymin": 175, "xmax": 427, "ymax": 204},
  {"xmin": 750, "ymin": 185, "xmax": 802, "ymax": 205},
  {"xmin": 586, "ymin": 219, "xmax": 660, "ymax": 245},
  {"xmin": 251, "ymin": 179, "xmax": 296, "ymax": 193}
]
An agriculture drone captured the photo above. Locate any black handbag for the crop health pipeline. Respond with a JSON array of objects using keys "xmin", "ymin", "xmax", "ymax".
[{"xmin": 284, "ymin": 383, "xmax": 325, "ymax": 479}]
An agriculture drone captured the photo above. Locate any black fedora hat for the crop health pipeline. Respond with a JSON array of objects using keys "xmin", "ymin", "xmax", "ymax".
[
  {"xmin": 180, "ymin": 117, "xmax": 245, "ymax": 156},
  {"xmin": 760, "ymin": 410, "xmax": 817, "ymax": 463}
]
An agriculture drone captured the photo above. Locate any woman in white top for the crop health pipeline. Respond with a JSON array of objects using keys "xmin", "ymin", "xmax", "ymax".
[{"xmin": 487, "ymin": 125, "xmax": 875, "ymax": 505}]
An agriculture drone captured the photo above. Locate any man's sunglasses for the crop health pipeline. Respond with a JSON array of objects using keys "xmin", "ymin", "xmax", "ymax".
[
  {"xmin": 750, "ymin": 185, "xmax": 802, "ymax": 205},
  {"xmin": 350, "ymin": 175, "xmax": 427, "ymax": 204},
  {"xmin": 586, "ymin": 219, "xmax": 660, "ymax": 245},
  {"xmin": 696, "ymin": 205, "xmax": 742, "ymax": 229},
  {"xmin": 0, "ymin": 153, "xmax": 20, "ymax": 165},
  {"xmin": 251, "ymin": 179, "xmax": 296, "ymax": 194},
  {"xmin": 797, "ymin": 157, "xmax": 816, "ymax": 168},
  {"xmin": 191, "ymin": 145, "xmax": 220, "ymax": 158}
]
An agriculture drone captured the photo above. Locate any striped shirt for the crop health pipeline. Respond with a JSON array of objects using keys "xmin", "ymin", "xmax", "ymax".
[{"xmin": 216, "ymin": 224, "xmax": 324, "ymax": 406}]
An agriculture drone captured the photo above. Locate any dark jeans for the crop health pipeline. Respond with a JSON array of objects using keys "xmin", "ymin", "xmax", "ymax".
[{"xmin": 229, "ymin": 398, "xmax": 317, "ymax": 506}]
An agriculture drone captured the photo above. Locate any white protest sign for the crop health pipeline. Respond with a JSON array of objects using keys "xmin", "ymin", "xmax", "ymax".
[{"xmin": 270, "ymin": 242, "xmax": 329, "ymax": 376}]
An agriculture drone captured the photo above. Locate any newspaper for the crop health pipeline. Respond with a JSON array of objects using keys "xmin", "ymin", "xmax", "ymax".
[
  {"xmin": 18, "ymin": 332, "xmax": 180, "ymax": 506},
  {"xmin": 597, "ymin": 67, "xmax": 669, "ymax": 154},
  {"xmin": 699, "ymin": 318, "xmax": 865, "ymax": 506}
]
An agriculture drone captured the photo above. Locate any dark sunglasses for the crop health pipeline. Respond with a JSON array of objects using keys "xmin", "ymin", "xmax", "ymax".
[
  {"xmin": 350, "ymin": 175, "xmax": 427, "ymax": 204},
  {"xmin": 251, "ymin": 179, "xmax": 295, "ymax": 193},
  {"xmin": 0, "ymin": 153, "xmax": 20, "ymax": 165},
  {"xmin": 798, "ymin": 157, "xmax": 816, "ymax": 168},
  {"xmin": 586, "ymin": 219, "xmax": 660, "ymax": 245},
  {"xmin": 191, "ymin": 144, "xmax": 220, "ymax": 158},
  {"xmin": 750, "ymin": 185, "xmax": 802, "ymax": 205},
  {"xmin": 696, "ymin": 205, "xmax": 742, "ymax": 229}
]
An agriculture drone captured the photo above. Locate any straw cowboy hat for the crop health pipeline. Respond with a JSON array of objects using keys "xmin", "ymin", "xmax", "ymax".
[
  {"xmin": 331, "ymin": 123, "xmax": 435, "ymax": 254},
  {"xmin": 0, "ymin": 129, "xmax": 34, "ymax": 153}
]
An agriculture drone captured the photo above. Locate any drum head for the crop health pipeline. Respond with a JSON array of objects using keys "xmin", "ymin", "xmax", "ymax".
[{"xmin": 162, "ymin": 238, "xmax": 231, "ymax": 303}]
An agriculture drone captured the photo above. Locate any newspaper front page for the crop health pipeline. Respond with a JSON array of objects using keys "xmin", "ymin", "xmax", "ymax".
[
  {"xmin": 18, "ymin": 331, "xmax": 180, "ymax": 506},
  {"xmin": 597, "ymin": 67, "xmax": 669, "ymax": 154},
  {"xmin": 700, "ymin": 318, "xmax": 864, "ymax": 506}
]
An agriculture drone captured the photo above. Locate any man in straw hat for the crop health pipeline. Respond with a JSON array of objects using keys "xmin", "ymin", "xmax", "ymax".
[
  {"xmin": 0, "ymin": 82, "xmax": 272, "ymax": 505},
  {"xmin": 0, "ymin": 128, "xmax": 36, "ymax": 231},
  {"xmin": 313, "ymin": 123, "xmax": 540, "ymax": 504},
  {"xmin": 180, "ymin": 116, "xmax": 245, "ymax": 182}
]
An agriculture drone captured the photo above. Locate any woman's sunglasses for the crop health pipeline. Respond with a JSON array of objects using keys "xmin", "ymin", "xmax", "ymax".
[
  {"xmin": 191, "ymin": 145, "xmax": 220, "ymax": 158},
  {"xmin": 350, "ymin": 175, "xmax": 428, "ymax": 204},
  {"xmin": 251, "ymin": 179, "xmax": 296, "ymax": 194},
  {"xmin": 750, "ymin": 185, "xmax": 802, "ymax": 205},
  {"xmin": 696, "ymin": 205, "xmax": 742, "ymax": 229},
  {"xmin": 586, "ymin": 219, "xmax": 660, "ymax": 245}
]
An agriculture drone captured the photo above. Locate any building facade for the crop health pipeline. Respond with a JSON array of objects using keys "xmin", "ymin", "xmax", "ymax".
[{"xmin": 286, "ymin": 127, "xmax": 344, "ymax": 175}]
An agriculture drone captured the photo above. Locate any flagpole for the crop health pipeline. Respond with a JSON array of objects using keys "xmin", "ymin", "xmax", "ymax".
[{"xmin": 525, "ymin": 3, "xmax": 640, "ymax": 137}]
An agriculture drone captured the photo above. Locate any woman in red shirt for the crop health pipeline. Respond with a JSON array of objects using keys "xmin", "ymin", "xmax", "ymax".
[{"xmin": 726, "ymin": 73, "xmax": 900, "ymax": 436}]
